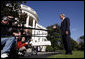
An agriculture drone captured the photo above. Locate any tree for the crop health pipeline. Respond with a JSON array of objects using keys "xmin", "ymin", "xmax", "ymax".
[
  {"xmin": 80, "ymin": 35, "xmax": 84, "ymax": 39},
  {"xmin": 46, "ymin": 24, "xmax": 63, "ymax": 51},
  {"xmin": 78, "ymin": 35, "xmax": 84, "ymax": 50},
  {"xmin": 1, "ymin": 1, "xmax": 27, "ymax": 26},
  {"xmin": 70, "ymin": 38, "xmax": 79, "ymax": 50},
  {"xmin": 1, "ymin": 1, "xmax": 21, "ymax": 17}
]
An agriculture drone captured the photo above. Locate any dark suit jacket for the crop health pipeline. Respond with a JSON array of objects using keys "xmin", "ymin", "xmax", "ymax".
[{"xmin": 60, "ymin": 17, "xmax": 71, "ymax": 35}]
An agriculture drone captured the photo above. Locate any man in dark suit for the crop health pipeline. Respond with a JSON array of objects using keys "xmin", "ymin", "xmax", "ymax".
[{"xmin": 53, "ymin": 14, "xmax": 72, "ymax": 55}]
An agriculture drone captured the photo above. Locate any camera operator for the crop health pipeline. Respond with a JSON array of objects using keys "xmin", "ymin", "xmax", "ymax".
[{"xmin": 1, "ymin": 16, "xmax": 21, "ymax": 58}]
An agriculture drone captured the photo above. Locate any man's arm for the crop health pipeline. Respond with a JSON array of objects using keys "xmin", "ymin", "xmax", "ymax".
[
  {"xmin": 65, "ymin": 18, "xmax": 70, "ymax": 34},
  {"xmin": 13, "ymin": 32, "xmax": 21, "ymax": 36}
]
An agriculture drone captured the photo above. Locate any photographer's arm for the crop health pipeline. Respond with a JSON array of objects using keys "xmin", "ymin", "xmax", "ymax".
[{"xmin": 13, "ymin": 32, "xmax": 21, "ymax": 36}]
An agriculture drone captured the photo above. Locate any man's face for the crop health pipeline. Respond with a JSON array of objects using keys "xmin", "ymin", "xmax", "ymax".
[
  {"xmin": 25, "ymin": 29, "xmax": 29, "ymax": 32},
  {"xmin": 60, "ymin": 15, "xmax": 64, "ymax": 20},
  {"xmin": 1, "ymin": 20, "xmax": 9, "ymax": 24},
  {"xmin": 22, "ymin": 37, "xmax": 25, "ymax": 42}
]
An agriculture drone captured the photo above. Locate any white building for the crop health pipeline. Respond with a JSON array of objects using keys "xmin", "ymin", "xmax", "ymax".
[{"xmin": 20, "ymin": 4, "xmax": 51, "ymax": 51}]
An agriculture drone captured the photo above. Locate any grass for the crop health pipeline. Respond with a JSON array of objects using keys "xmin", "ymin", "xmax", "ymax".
[{"xmin": 48, "ymin": 50, "xmax": 84, "ymax": 58}]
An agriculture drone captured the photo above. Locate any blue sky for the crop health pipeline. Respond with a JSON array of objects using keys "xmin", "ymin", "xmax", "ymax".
[{"xmin": 23, "ymin": 1, "xmax": 84, "ymax": 41}]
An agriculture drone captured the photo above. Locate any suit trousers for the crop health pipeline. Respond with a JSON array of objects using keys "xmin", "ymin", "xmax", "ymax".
[{"xmin": 62, "ymin": 35, "xmax": 72, "ymax": 53}]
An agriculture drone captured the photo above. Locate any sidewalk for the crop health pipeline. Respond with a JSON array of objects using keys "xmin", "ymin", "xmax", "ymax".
[{"xmin": 19, "ymin": 52, "xmax": 62, "ymax": 58}]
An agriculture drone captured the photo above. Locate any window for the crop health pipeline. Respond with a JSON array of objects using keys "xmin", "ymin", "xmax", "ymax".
[
  {"xmin": 35, "ymin": 21, "xmax": 36, "ymax": 27},
  {"xmin": 35, "ymin": 40, "xmax": 37, "ymax": 42},
  {"xmin": 29, "ymin": 16, "xmax": 33, "ymax": 26},
  {"xmin": 44, "ymin": 39, "xmax": 47, "ymax": 41},
  {"xmin": 38, "ymin": 38, "xmax": 40, "ymax": 42}
]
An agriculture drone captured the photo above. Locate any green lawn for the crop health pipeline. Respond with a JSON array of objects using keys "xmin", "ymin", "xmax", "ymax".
[{"xmin": 48, "ymin": 51, "xmax": 84, "ymax": 58}]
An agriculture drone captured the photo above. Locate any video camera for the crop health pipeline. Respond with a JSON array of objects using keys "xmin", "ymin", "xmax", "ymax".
[{"xmin": 9, "ymin": 18, "xmax": 17, "ymax": 23}]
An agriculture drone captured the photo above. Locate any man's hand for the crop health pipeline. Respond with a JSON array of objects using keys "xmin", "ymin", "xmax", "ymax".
[
  {"xmin": 66, "ymin": 31, "xmax": 69, "ymax": 35},
  {"xmin": 53, "ymin": 25, "xmax": 56, "ymax": 29}
]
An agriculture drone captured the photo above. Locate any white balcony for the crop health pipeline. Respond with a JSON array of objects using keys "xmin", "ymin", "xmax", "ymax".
[{"xmin": 30, "ymin": 41, "xmax": 51, "ymax": 46}]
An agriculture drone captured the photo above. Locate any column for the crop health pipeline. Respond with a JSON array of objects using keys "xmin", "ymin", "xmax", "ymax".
[
  {"xmin": 25, "ymin": 16, "xmax": 29, "ymax": 27},
  {"xmin": 32, "ymin": 19, "xmax": 35, "ymax": 41},
  {"xmin": 33, "ymin": 19, "xmax": 35, "ymax": 28}
]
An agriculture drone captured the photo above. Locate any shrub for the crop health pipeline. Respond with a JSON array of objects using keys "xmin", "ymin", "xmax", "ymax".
[{"xmin": 46, "ymin": 46, "xmax": 54, "ymax": 52}]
